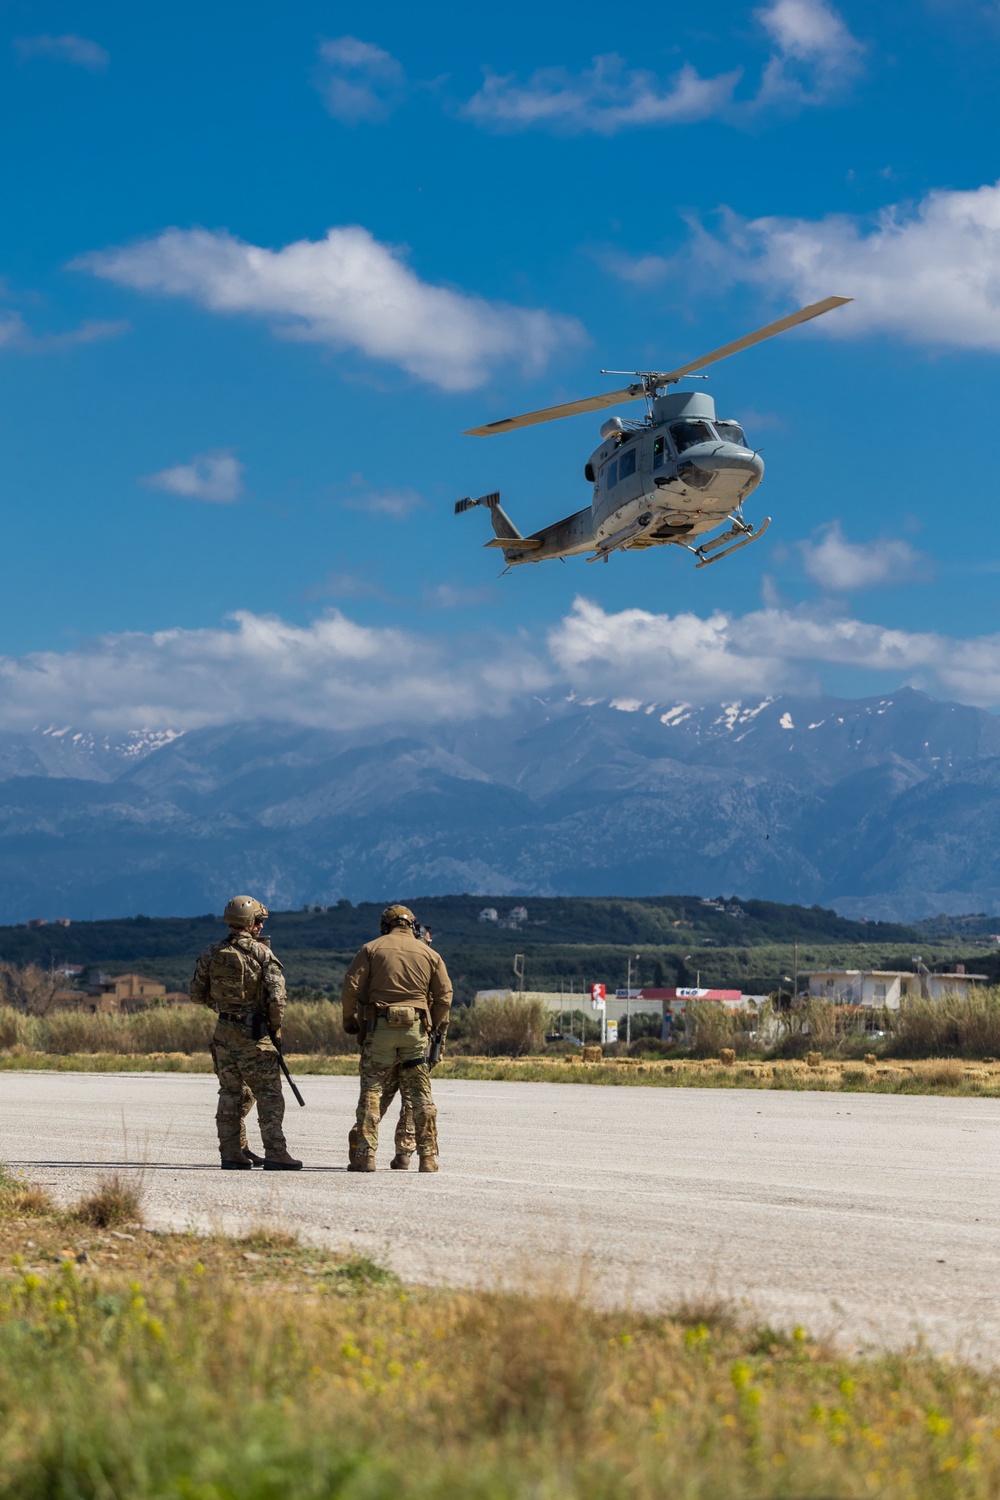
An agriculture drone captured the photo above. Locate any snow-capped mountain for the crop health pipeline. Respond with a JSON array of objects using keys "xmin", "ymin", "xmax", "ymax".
[{"xmin": 0, "ymin": 688, "xmax": 999, "ymax": 922}]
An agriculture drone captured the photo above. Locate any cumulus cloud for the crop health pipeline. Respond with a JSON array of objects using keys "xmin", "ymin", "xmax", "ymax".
[
  {"xmin": 143, "ymin": 450, "xmax": 244, "ymax": 504},
  {"xmin": 14, "ymin": 34, "xmax": 108, "ymax": 69},
  {"xmin": 686, "ymin": 179, "xmax": 1000, "ymax": 353},
  {"xmin": 3, "ymin": 596, "xmax": 1000, "ymax": 735},
  {"xmin": 0, "ymin": 611, "xmax": 551, "ymax": 734},
  {"xmin": 755, "ymin": 0, "xmax": 863, "ymax": 103},
  {"xmin": 74, "ymin": 225, "xmax": 583, "ymax": 391},
  {"xmin": 549, "ymin": 597, "xmax": 1000, "ymax": 709},
  {"xmin": 0, "ymin": 312, "xmax": 127, "ymax": 353},
  {"xmin": 315, "ymin": 36, "xmax": 406, "ymax": 123},
  {"xmin": 799, "ymin": 522, "xmax": 927, "ymax": 591},
  {"xmin": 461, "ymin": 0, "xmax": 860, "ymax": 134}
]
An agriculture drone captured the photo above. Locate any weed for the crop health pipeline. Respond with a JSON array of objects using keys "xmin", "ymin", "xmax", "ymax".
[
  {"xmin": 74, "ymin": 1170, "xmax": 144, "ymax": 1228},
  {"xmin": 331, "ymin": 1254, "xmax": 399, "ymax": 1290},
  {"xmin": 237, "ymin": 1225, "xmax": 300, "ymax": 1251},
  {"xmin": 0, "ymin": 1163, "xmax": 52, "ymax": 1217}
]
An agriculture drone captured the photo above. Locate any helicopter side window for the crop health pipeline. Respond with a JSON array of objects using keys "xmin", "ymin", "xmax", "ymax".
[
  {"xmin": 716, "ymin": 420, "xmax": 748, "ymax": 447},
  {"xmin": 618, "ymin": 447, "xmax": 636, "ymax": 480},
  {"xmin": 606, "ymin": 458, "xmax": 618, "ymax": 488},
  {"xmin": 652, "ymin": 436, "xmax": 665, "ymax": 470},
  {"xmin": 670, "ymin": 420, "xmax": 713, "ymax": 453}
]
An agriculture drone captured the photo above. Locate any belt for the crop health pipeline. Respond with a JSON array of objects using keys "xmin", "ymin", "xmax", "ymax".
[{"xmin": 218, "ymin": 1010, "xmax": 254, "ymax": 1026}]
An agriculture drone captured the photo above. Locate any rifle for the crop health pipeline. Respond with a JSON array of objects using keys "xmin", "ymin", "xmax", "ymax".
[
  {"xmin": 269, "ymin": 1026, "xmax": 306, "ymax": 1107},
  {"xmin": 427, "ymin": 1026, "xmax": 445, "ymax": 1068}
]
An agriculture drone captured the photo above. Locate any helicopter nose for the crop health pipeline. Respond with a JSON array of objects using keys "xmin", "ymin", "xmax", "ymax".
[{"xmin": 699, "ymin": 447, "xmax": 764, "ymax": 482}]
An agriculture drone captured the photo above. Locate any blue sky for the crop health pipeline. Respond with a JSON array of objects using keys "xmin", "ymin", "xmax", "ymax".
[{"xmin": 2, "ymin": 0, "xmax": 1000, "ymax": 731}]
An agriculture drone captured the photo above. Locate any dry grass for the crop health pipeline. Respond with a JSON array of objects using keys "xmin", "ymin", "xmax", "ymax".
[
  {"xmin": 73, "ymin": 1169, "xmax": 144, "ymax": 1228},
  {"xmin": 0, "ymin": 1164, "xmax": 53, "ymax": 1217},
  {"xmin": 0, "ymin": 1161, "xmax": 999, "ymax": 1494},
  {"xmin": 467, "ymin": 995, "xmax": 549, "ymax": 1056}
]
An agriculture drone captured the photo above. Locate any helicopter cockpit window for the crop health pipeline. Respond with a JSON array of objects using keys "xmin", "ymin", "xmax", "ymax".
[
  {"xmin": 652, "ymin": 436, "xmax": 665, "ymax": 470},
  {"xmin": 670, "ymin": 420, "xmax": 713, "ymax": 453},
  {"xmin": 618, "ymin": 447, "xmax": 636, "ymax": 480},
  {"xmin": 715, "ymin": 420, "xmax": 748, "ymax": 448},
  {"xmin": 606, "ymin": 458, "xmax": 618, "ymax": 489}
]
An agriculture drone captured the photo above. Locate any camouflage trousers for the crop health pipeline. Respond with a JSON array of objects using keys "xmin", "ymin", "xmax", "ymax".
[
  {"xmin": 348, "ymin": 1065, "xmax": 415, "ymax": 1161},
  {"xmin": 354, "ymin": 1018, "xmax": 436, "ymax": 1159},
  {"xmin": 210, "ymin": 1022, "xmax": 286, "ymax": 1158}
]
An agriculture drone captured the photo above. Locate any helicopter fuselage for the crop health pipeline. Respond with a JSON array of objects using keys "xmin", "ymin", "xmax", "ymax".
[{"xmin": 501, "ymin": 390, "xmax": 764, "ymax": 565}]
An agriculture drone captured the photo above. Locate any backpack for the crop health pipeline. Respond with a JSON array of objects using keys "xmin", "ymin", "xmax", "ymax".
[{"xmin": 207, "ymin": 939, "xmax": 262, "ymax": 1015}]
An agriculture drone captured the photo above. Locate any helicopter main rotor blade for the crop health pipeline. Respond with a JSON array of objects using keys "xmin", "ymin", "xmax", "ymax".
[
  {"xmin": 652, "ymin": 295, "xmax": 852, "ymax": 384},
  {"xmin": 463, "ymin": 384, "xmax": 646, "ymax": 437},
  {"xmin": 463, "ymin": 294, "xmax": 851, "ymax": 438}
]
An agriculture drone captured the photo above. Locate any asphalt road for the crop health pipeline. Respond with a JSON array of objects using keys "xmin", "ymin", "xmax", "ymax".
[{"xmin": 3, "ymin": 1071, "xmax": 999, "ymax": 1358}]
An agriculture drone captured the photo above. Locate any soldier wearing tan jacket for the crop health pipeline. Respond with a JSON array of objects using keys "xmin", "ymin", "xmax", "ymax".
[{"xmin": 341, "ymin": 904, "xmax": 453, "ymax": 1172}]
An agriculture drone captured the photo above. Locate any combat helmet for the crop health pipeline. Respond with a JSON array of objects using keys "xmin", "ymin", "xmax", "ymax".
[
  {"xmin": 224, "ymin": 894, "xmax": 268, "ymax": 930},
  {"xmin": 380, "ymin": 903, "xmax": 417, "ymax": 935}
]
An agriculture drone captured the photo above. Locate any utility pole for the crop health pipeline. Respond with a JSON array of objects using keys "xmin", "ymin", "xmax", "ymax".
[{"xmin": 626, "ymin": 952, "xmax": 640, "ymax": 1045}]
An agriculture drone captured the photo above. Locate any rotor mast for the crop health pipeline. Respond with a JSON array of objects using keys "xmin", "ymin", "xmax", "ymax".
[{"xmin": 463, "ymin": 296, "xmax": 853, "ymax": 438}]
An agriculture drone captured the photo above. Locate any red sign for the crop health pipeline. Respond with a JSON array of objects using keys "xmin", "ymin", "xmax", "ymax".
[{"xmin": 590, "ymin": 983, "xmax": 606, "ymax": 1008}]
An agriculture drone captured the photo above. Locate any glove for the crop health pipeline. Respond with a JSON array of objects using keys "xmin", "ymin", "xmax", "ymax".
[
  {"xmin": 344, "ymin": 1018, "xmax": 360, "ymax": 1035},
  {"xmin": 270, "ymin": 1027, "xmax": 282, "ymax": 1046}
]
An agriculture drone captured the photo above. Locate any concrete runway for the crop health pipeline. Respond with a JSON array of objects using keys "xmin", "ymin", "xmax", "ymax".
[{"xmin": 3, "ymin": 1071, "xmax": 1000, "ymax": 1358}]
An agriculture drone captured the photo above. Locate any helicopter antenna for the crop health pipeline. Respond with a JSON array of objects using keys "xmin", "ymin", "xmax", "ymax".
[{"xmin": 463, "ymin": 295, "xmax": 852, "ymax": 437}]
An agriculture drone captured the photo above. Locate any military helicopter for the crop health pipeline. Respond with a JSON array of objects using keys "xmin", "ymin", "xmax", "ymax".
[{"xmin": 455, "ymin": 295, "xmax": 851, "ymax": 568}]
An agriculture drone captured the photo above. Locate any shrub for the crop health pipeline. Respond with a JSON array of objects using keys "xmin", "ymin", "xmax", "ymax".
[
  {"xmin": 281, "ymin": 1002, "xmax": 353, "ymax": 1054},
  {"xmin": 74, "ymin": 1170, "xmax": 143, "ymax": 1228},
  {"xmin": 888, "ymin": 989, "xmax": 1000, "ymax": 1059},
  {"xmin": 687, "ymin": 1002, "xmax": 763, "ymax": 1059},
  {"xmin": 0, "ymin": 1163, "xmax": 52, "ymax": 1217},
  {"xmin": 468, "ymin": 996, "xmax": 548, "ymax": 1056}
]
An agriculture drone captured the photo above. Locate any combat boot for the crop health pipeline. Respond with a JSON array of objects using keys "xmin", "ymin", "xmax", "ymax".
[
  {"xmin": 418, "ymin": 1156, "xmax": 439, "ymax": 1173},
  {"xmin": 242, "ymin": 1147, "xmax": 265, "ymax": 1168},
  {"xmin": 221, "ymin": 1156, "xmax": 253, "ymax": 1170},
  {"xmin": 263, "ymin": 1149, "xmax": 303, "ymax": 1171},
  {"xmin": 390, "ymin": 1153, "xmax": 411, "ymax": 1170},
  {"xmin": 348, "ymin": 1152, "xmax": 376, "ymax": 1172},
  {"xmin": 348, "ymin": 1126, "xmax": 358, "ymax": 1166}
]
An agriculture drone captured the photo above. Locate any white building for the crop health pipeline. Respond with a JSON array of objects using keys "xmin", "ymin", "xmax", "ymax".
[{"xmin": 804, "ymin": 967, "xmax": 987, "ymax": 1009}]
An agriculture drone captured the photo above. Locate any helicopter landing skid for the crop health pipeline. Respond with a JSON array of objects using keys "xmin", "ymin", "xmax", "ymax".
[{"xmin": 689, "ymin": 516, "xmax": 771, "ymax": 569}]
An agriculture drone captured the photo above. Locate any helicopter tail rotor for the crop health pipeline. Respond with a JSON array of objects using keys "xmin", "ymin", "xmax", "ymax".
[{"xmin": 454, "ymin": 491, "xmax": 501, "ymax": 515}]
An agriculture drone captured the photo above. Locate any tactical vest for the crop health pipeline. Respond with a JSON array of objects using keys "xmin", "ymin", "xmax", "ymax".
[{"xmin": 207, "ymin": 939, "xmax": 264, "ymax": 1016}]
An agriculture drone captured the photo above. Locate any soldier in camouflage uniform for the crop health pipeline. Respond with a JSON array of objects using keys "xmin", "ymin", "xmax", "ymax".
[
  {"xmin": 348, "ymin": 1070, "xmax": 416, "ymax": 1171},
  {"xmin": 341, "ymin": 904, "xmax": 452, "ymax": 1173},
  {"xmin": 190, "ymin": 895, "xmax": 302, "ymax": 1171}
]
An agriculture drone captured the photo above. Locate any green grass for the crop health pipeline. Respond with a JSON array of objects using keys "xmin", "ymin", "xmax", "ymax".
[
  {"xmin": 0, "ymin": 1218, "xmax": 999, "ymax": 1496},
  {"xmin": 2, "ymin": 1160, "xmax": 1000, "ymax": 1495}
]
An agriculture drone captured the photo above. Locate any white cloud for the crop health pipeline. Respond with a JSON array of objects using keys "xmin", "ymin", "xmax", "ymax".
[
  {"xmin": 0, "ymin": 312, "xmax": 127, "ymax": 353},
  {"xmin": 0, "ymin": 611, "xmax": 550, "ymax": 734},
  {"xmin": 339, "ymin": 482, "xmax": 426, "ymax": 518},
  {"xmin": 14, "ymin": 34, "xmax": 108, "ymax": 70},
  {"xmin": 755, "ymin": 0, "xmax": 864, "ymax": 103},
  {"xmin": 695, "ymin": 180, "xmax": 1000, "ymax": 352},
  {"xmin": 799, "ymin": 522, "xmax": 926, "ymax": 591},
  {"xmin": 462, "ymin": 56, "xmax": 742, "ymax": 134},
  {"xmin": 74, "ymin": 225, "xmax": 583, "ymax": 391},
  {"xmin": 461, "ymin": 0, "xmax": 860, "ymax": 134},
  {"xmin": 315, "ymin": 36, "xmax": 405, "ymax": 123},
  {"xmin": 549, "ymin": 597, "xmax": 1000, "ymax": 709},
  {"xmin": 143, "ymin": 450, "xmax": 244, "ymax": 505},
  {"xmin": 4, "ymin": 595, "xmax": 1000, "ymax": 733}
]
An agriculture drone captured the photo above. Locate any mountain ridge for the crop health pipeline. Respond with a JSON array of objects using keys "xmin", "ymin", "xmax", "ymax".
[{"xmin": 0, "ymin": 688, "xmax": 998, "ymax": 923}]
